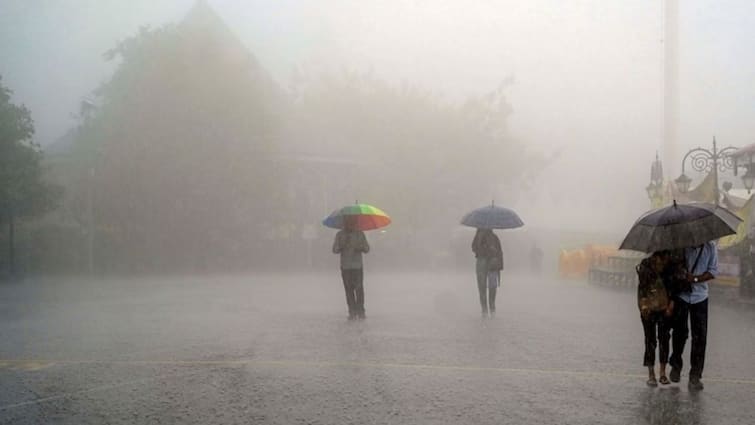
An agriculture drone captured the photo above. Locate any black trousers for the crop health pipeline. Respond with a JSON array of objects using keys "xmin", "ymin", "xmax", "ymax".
[
  {"xmin": 341, "ymin": 268, "xmax": 364, "ymax": 316},
  {"xmin": 670, "ymin": 298, "xmax": 708, "ymax": 379},
  {"xmin": 641, "ymin": 311, "xmax": 671, "ymax": 367}
]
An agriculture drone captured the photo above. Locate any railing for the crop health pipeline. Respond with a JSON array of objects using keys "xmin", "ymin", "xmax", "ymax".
[{"xmin": 588, "ymin": 254, "xmax": 643, "ymax": 288}]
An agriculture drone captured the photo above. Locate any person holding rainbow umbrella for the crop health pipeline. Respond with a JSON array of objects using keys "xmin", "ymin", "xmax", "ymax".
[{"xmin": 323, "ymin": 203, "xmax": 391, "ymax": 320}]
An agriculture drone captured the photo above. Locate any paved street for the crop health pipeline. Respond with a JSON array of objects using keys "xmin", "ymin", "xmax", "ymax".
[{"xmin": 1, "ymin": 272, "xmax": 755, "ymax": 424}]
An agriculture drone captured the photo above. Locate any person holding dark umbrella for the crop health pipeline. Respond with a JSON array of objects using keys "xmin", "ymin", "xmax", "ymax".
[
  {"xmin": 669, "ymin": 240, "xmax": 718, "ymax": 390},
  {"xmin": 620, "ymin": 201, "xmax": 740, "ymax": 391},
  {"xmin": 472, "ymin": 228, "xmax": 504, "ymax": 317},
  {"xmin": 636, "ymin": 250, "xmax": 676, "ymax": 386},
  {"xmin": 462, "ymin": 203, "xmax": 523, "ymax": 318}
]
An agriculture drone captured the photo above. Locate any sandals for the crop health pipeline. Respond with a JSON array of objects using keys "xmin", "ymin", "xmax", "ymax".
[
  {"xmin": 646, "ymin": 377, "xmax": 658, "ymax": 387},
  {"xmin": 659, "ymin": 375, "xmax": 670, "ymax": 385}
]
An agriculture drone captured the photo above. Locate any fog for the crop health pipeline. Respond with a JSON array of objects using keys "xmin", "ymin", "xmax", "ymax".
[
  {"xmin": 3, "ymin": 2, "xmax": 755, "ymax": 422},
  {"xmin": 2, "ymin": 0, "xmax": 755, "ymax": 241}
]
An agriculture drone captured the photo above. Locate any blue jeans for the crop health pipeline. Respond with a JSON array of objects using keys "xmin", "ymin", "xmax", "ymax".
[{"xmin": 476, "ymin": 258, "xmax": 497, "ymax": 313}]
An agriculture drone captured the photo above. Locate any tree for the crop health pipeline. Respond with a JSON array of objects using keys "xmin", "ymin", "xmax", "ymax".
[
  {"xmin": 0, "ymin": 76, "xmax": 62, "ymax": 276},
  {"xmin": 55, "ymin": 2, "xmax": 545, "ymax": 272},
  {"xmin": 64, "ymin": 3, "xmax": 288, "ymax": 273},
  {"xmin": 291, "ymin": 71, "xmax": 544, "ymax": 266}
]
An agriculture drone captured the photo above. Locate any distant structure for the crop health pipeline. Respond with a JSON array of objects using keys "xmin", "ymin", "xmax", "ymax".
[{"xmin": 663, "ymin": 0, "xmax": 679, "ymax": 179}]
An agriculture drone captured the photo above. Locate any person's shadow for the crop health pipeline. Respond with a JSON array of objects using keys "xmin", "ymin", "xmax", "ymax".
[{"xmin": 634, "ymin": 386, "xmax": 703, "ymax": 425}]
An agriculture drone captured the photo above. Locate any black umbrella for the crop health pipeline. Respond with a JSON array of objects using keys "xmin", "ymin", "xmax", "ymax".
[
  {"xmin": 461, "ymin": 203, "xmax": 524, "ymax": 229},
  {"xmin": 619, "ymin": 201, "xmax": 742, "ymax": 253}
]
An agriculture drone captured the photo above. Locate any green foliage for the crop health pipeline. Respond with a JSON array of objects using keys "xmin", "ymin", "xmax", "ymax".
[
  {"xmin": 0, "ymin": 76, "xmax": 61, "ymax": 221},
  {"xmin": 0, "ymin": 76, "xmax": 63, "ymax": 276},
  {"xmin": 0, "ymin": 78, "xmax": 34, "ymax": 146}
]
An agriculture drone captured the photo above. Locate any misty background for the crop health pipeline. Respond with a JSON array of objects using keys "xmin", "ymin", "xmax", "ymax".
[{"xmin": 1, "ymin": 0, "xmax": 755, "ymax": 275}]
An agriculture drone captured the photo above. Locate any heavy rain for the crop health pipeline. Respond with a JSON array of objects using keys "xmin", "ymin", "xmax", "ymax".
[{"xmin": 1, "ymin": 1, "xmax": 755, "ymax": 424}]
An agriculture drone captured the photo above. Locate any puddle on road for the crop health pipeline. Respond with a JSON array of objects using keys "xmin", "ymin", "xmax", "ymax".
[{"xmin": 0, "ymin": 360, "xmax": 55, "ymax": 371}]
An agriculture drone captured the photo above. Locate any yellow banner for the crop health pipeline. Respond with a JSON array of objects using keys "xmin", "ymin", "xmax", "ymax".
[{"xmin": 719, "ymin": 195, "xmax": 753, "ymax": 249}]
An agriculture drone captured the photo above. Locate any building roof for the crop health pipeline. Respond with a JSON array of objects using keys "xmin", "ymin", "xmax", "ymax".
[
  {"xmin": 731, "ymin": 142, "xmax": 755, "ymax": 160},
  {"xmin": 722, "ymin": 191, "xmax": 750, "ymax": 210}
]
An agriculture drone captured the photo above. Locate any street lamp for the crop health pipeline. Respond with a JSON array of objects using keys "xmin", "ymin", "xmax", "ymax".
[
  {"xmin": 730, "ymin": 142, "xmax": 755, "ymax": 194},
  {"xmin": 742, "ymin": 165, "xmax": 755, "ymax": 194},
  {"xmin": 674, "ymin": 173, "xmax": 692, "ymax": 194},
  {"xmin": 674, "ymin": 137, "xmax": 738, "ymax": 205}
]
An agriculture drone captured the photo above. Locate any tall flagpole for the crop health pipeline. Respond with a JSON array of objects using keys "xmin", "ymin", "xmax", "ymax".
[{"xmin": 663, "ymin": 0, "xmax": 680, "ymax": 180}]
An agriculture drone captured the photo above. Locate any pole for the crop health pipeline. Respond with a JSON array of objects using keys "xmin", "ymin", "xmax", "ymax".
[
  {"xmin": 663, "ymin": 0, "xmax": 680, "ymax": 179},
  {"xmin": 88, "ymin": 167, "xmax": 94, "ymax": 276},
  {"xmin": 307, "ymin": 239, "xmax": 313, "ymax": 268},
  {"xmin": 8, "ymin": 207, "xmax": 14, "ymax": 277},
  {"xmin": 712, "ymin": 137, "xmax": 720, "ymax": 206}
]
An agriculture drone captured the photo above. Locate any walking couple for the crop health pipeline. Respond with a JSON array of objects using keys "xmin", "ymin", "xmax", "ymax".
[{"xmin": 637, "ymin": 241, "xmax": 717, "ymax": 391}]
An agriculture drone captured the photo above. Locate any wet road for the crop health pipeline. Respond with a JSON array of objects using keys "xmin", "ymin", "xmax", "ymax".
[{"xmin": 1, "ymin": 272, "xmax": 755, "ymax": 424}]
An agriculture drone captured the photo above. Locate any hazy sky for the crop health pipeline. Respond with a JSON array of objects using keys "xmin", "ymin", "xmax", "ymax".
[{"xmin": 1, "ymin": 0, "xmax": 754, "ymax": 233}]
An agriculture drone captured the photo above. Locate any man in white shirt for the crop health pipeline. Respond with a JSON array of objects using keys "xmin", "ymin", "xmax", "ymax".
[{"xmin": 669, "ymin": 241, "xmax": 718, "ymax": 391}]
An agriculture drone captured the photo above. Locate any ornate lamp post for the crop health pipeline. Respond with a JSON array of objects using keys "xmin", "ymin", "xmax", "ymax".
[{"xmin": 674, "ymin": 137, "xmax": 739, "ymax": 206}]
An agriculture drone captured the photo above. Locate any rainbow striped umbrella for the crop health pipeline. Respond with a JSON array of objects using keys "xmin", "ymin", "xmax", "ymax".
[{"xmin": 322, "ymin": 203, "xmax": 391, "ymax": 231}]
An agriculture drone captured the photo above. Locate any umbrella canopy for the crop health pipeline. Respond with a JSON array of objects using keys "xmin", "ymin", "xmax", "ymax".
[
  {"xmin": 619, "ymin": 201, "xmax": 742, "ymax": 253},
  {"xmin": 461, "ymin": 203, "xmax": 524, "ymax": 229},
  {"xmin": 322, "ymin": 203, "xmax": 391, "ymax": 231}
]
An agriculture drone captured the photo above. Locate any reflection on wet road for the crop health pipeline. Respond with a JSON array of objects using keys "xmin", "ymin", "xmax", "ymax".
[{"xmin": 1, "ymin": 272, "xmax": 754, "ymax": 424}]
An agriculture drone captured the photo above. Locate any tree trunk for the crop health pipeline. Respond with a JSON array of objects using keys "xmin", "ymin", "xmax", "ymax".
[{"xmin": 8, "ymin": 209, "xmax": 15, "ymax": 277}]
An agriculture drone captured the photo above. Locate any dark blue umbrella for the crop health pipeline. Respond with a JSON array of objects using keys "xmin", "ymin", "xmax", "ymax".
[
  {"xmin": 619, "ymin": 201, "xmax": 741, "ymax": 253},
  {"xmin": 461, "ymin": 203, "xmax": 524, "ymax": 229}
]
